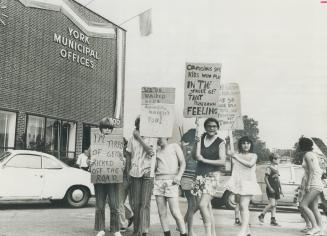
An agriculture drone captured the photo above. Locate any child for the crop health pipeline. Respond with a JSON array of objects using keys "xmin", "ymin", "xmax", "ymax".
[
  {"xmin": 258, "ymin": 153, "xmax": 283, "ymax": 226},
  {"xmin": 225, "ymin": 136, "xmax": 261, "ymax": 236},
  {"xmin": 154, "ymin": 137, "xmax": 187, "ymax": 236}
]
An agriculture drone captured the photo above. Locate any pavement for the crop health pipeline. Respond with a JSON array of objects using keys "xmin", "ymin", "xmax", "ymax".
[{"xmin": 0, "ymin": 197, "xmax": 326, "ymax": 236}]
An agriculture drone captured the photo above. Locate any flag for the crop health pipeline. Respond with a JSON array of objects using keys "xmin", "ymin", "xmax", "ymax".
[{"xmin": 139, "ymin": 9, "xmax": 152, "ymax": 36}]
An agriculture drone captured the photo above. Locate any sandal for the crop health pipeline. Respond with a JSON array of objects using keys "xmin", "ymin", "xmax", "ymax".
[
  {"xmin": 306, "ymin": 229, "xmax": 321, "ymax": 236},
  {"xmin": 301, "ymin": 228, "xmax": 312, "ymax": 233}
]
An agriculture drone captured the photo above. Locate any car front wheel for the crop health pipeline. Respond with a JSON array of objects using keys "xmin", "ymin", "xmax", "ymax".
[
  {"xmin": 224, "ymin": 191, "xmax": 237, "ymax": 210},
  {"xmin": 65, "ymin": 186, "xmax": 90, "ymax": 208}
]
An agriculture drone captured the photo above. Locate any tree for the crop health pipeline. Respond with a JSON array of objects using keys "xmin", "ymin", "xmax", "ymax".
[{"xmin": 232, "ymin": 115, "xmax": 271, "ymax": 163}]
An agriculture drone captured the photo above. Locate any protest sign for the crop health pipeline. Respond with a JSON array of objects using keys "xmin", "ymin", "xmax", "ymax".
[
  {"xmin": 217, "ymin": 83, "xmax": 244, "ymax": 130},
  {"xmin": 140, "ymin": 87, "xmax": 175, "ymax": 137},
  {"xmin": 184, "ymin": 63, "xmax": 222, "ymax": 118},
  {"xmin": 90, "ymin": 127, "xmax": 124, "ymax": 184}
]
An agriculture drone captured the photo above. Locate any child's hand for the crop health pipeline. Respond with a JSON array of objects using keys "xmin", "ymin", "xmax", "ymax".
[{"xmin": 173, "ymin": 175, "xmax": 181, "ymax": 185}]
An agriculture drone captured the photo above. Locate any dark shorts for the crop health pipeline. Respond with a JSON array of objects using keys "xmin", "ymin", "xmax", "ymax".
[{"xmin": 266, "ymin": 187, "xmax": 280, "ymax": 200}]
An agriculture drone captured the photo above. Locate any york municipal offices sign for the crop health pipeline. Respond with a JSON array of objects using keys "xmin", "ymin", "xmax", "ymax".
[{"xmin": 53, "ymin": 27, "xmax": 100, "ymax": 69}]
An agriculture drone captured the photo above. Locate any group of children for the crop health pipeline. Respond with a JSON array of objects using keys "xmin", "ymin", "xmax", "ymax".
[{"xmin": 89, "ymin": 117, "xmax": 325, "ymax": 236}]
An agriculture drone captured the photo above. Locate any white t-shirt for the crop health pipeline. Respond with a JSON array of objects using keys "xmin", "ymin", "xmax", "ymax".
[
  {"xmin": 126, "ymin": 136, "xmax": 157, "ymax": 178},
  {"xmin": 76, "ymin": 153, "xmax": 89, "ymax": 168}
]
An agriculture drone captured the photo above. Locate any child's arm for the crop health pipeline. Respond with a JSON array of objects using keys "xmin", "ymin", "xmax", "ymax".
[
  {"xmin": 233, "ymin": 153, "xmax": 257, "ymax": 168},
  {"xmin": 133, "ymin": 129, "xmax": 154, "ymax": 156},
  {"xmin": 174, "ymin": 144, "xmax": 186, "ymax": 185},
  {"xmin": 264, "ymin": 167, "xmax": 275, "ymax": 193}
]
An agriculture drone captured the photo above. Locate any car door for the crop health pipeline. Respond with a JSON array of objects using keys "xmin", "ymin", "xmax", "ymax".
[
  {"xmin": 0, "ymin": 154, "xmax": 44, "ymax": 199},
  {"xmin": 41, "ymin": 155, "xmax": 65, "ymax": 198},
  {"xmin": 278, "ymin": 166, "xmax": 296, "ymax": 204}
]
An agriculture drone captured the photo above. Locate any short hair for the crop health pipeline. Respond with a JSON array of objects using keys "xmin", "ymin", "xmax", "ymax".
[
  {"xmin": 298, "ymin": 137, "xmax": 313, "ymax": 152},
  {"xmin": 269, "ymin": 153, "xmax": 278, "ymax": 162},
  {"xmin": 99, "ymin": 117, "xmax": 114, "ymax": 132},
  {"xmin": 181, "ymin": 129, "xmax": 196, "ymax": 144},
  {"xmin": 238, "ymin": 136, "xmax": 254, "ymax": 153},
  {"xmin": 204, "ymin": 118, "xmax": 220, "ymax": 129}
]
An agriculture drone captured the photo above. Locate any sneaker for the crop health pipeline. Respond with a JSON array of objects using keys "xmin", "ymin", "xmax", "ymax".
[
  {"xmin": 301, "ymin": 227, "xmax": 312, "ymax": 233},
  {"xmin": 235, "ymin": 218, "xmax": 241, "ymax": 225},
  {"xmin": 258, "ymin": 214, "xmax": 264, "ymax": 223},
  {"xmin": 96, "ymin": 231, "xmax": 105, "ymax": 236},
  {"xmin": 270, "ymin": 218, "xmax": 280, "ymax": 226},
  {"xmin": 120, "ymin": 228, "xmax": 127, "ymax": 233},
  {"xmin": 114, "ymin": 231, "xmax": 123, "ymax": 236}
]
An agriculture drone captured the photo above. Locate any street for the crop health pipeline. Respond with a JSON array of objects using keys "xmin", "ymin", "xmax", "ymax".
[{"xmin": 1, "ymin": 198, "xmax": 325, "ymax": 236}]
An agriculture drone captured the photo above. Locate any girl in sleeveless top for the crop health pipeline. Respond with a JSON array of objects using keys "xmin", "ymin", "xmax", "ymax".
[
  {"xmin": 258, "ymin": 153, "xmax": 283, "ymax": 226},
  {"xmin": 225, "ymin": 136, "xmax": 261, "ymax": 236},
  {"xmin": 298, "ymin": 137, "xmax": 324, "ymax": 236},
  {"xmin": 192, "ymin": 118, "xmax": 226, "ymax": 236}
]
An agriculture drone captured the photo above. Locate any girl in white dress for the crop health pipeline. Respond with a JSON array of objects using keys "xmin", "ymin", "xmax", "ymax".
[{"xmin": 225, "ymin": 136, "xmax": 261, "ymax": 236}]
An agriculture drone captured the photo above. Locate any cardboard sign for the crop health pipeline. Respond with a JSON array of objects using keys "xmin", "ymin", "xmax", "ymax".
[
  {"xmin": 90, "ymin": 128, "xmax": 124, "ymax": 183},
  {"xmin": 217, "ymin": 83, "xmax": 244, "ymax": 130},
  {"xmin": 140, "ymin": 87, "xmax": 175, "ymax": 137},
  {"xmin": 184, "ymin": 63, "xmax": 222, "ymax": 118}
]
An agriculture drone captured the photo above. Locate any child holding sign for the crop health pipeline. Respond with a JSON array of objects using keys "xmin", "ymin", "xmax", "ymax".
[
  {"xmin": 89, "ymin": 117, "xmax": 123, "ymax": 236},
  {"xmin": 154, "ymin": 137, "xmax": 186, "ymax": 236},
  {"xmin": 126, "ymin": 116, "xmax": 157, "ymax": 236}
]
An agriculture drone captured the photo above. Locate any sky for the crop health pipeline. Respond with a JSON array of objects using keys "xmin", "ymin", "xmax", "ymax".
[{"xmin": 77, "ymin": 0, "xmax": 327, "ymax": 149}]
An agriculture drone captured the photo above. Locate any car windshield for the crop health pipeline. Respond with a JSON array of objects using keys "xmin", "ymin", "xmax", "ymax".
[{"xmin": 0, "ymin": 151, "xmax": 11, "ymax": 162}]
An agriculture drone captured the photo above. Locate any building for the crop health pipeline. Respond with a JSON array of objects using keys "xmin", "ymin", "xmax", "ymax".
[{"xmin": 0, "ymin": 0, "xmax": 125, "ymax": 159}]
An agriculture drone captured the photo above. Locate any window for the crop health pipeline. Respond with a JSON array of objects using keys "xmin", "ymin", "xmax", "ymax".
[
  {"xmin": 26, "ymin": 115, "xmax": 76, "ymax": 159},
  {"xmin": 293, "ymin": 166, "xmax": 305, "ymax": 185},
  {"xmin": 82, "ymin": 123, "xmax": 98, "ymax": 152},
  {"xmin": 279, "ymin": 166, "xmax": 292, "ymax": 183},
  {"xmin": 42, "ymin": 156, "xmax": 62, "ymax": 169},
  {"xmin": 0, "ymin": 110, "xmax": 16, "ymax": 153},
  {"xmin": 6, "ymin": 154, "xmax": 41, "ymax": 169}
]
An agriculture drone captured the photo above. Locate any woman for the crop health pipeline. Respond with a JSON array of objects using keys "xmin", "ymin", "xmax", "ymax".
[
  {"xmin": 225, "ymin": 136, "xmax": 261, "ymax": 236},
  {"xmin": 258, "ymin": 153, "xmax": 283, "ymax": 226},
  {"xmin": 298, "ymin": 137, "xmax": 324, "ymax": 236},
  {"xmin": 154, "ymin": 137, "xmax": 187, "ymax": 236},
  {"xmin": 192, "ymin": 117, "xmax": 226, "ymax": 236}
]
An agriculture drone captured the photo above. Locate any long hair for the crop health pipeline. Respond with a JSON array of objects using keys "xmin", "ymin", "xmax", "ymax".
[{"xmin": 238, "ymin": 136, "xmax": 254, "ymax": 153}]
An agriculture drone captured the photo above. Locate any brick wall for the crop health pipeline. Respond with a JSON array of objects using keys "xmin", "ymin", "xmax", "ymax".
[{"xmin": 0, "ymin": 0, "xmax": 124, "ymax": 154}]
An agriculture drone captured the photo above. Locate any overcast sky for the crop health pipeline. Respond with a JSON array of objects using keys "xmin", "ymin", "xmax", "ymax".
[{"xmin": 77, "ymin": 0, "xmax": 327, "ymax": 149}]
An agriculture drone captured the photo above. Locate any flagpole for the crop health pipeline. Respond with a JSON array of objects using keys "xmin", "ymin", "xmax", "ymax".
[{"xmin": 119, "ymin": 8, "xmax": 151, "ymax": 26}]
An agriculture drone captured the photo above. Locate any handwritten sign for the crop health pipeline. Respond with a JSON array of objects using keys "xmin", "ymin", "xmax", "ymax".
[
  {"xmin": 184, "ymin": 63, "xmax": 222, "ymax": 118},
  {"xmin": 217, "ymin": 83, "xmax": 244, "ymax": 130},
  {"xmin": 140, "ymin": 87, "xmax": 175, "ymax": 137},
  {"xmin": 90, "ymin": 128, "xmax": 124, "ymax": 183}
]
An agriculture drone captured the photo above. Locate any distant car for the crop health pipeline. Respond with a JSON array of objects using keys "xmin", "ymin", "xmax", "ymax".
[
  {"xmin": 212, "ymin": 163, "xmax": 312, "ymax": 209},
  {"xmin": 0, "ymin": 150, "xmax": 94, "ymax": 208}
]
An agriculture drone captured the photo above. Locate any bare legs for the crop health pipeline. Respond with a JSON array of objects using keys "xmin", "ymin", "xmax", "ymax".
[
  {"xmin": 156, "ymin": 195, "xmax": 187, "ymax": 234},
  {"xmin": 198, "ymin": 193, "xmax": 216, "ymax": 236},
  {"xmin": 299, "ymin": 190, "xmax": 323, "ymax": 234},
  {"xmin": 184, "ymin": 190, "xmax": 198, "ymax": 236},
  {"xmin": 238, "ymin": 195, "xmax": 252, "ymax": 236}
]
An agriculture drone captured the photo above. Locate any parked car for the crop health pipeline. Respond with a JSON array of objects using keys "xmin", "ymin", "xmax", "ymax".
[
  {"xmin": 0, "ymin": 150, "xmax": 94, "ymax": 208},
  {"xmin": 211, "ymin": 163, "xmax": 326, "ymax": 210}
]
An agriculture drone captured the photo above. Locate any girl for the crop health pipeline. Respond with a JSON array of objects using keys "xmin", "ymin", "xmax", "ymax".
[
  {"xmin": 298, "ymin": 137, "xmax": 324, "ymax": 236},
  {"xmin": 193, "ymin": 117, "xmax": 226, "ymax": 236},
  {"xmin": 225, "ymin": 136, "xmax": 261, "ymax": 236},
  {"xmin": 180, "ymin": 129, "xmax": 198, "ymax": 236},
  {"xmin": 154, "ymin": 137, "xmax": 187, "ymax": 236},
  {"xmin": 258, "ymin": 153, "xmax": 283, "ymax": 226}
]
